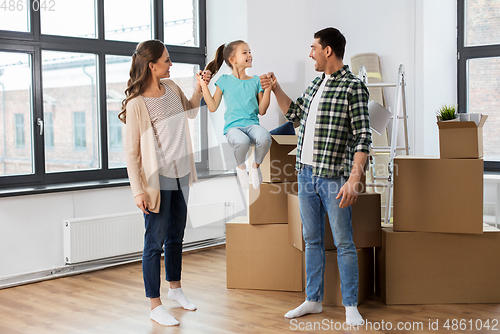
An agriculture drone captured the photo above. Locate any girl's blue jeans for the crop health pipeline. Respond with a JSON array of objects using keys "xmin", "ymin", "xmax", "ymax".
[
  {"xmin": 225, "ymin": 124, "xmax": 272, "ymax": 166},
  {"xmin": 142, "ymin": 174, "xmax": 189, "ymax": 298}
]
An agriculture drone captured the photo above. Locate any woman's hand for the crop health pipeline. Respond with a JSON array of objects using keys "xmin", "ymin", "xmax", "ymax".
[{"xmin": 134, "ymin": 194, "xmax": 149, "ymax": 214}]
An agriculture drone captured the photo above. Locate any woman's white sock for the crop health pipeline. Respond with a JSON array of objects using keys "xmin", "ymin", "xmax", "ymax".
[
  {"xmin": 168, "ymin": 287, "xmax": 197, "ymax": 311},
  {"xmin": 236, "ymin": 167, "xmax": 249, "ymax": 189},
  {"xmin": 345, "ymin": 306, "xmax": 364, "ymax": 326},
  {"xmin": 284, "ymin": 300, "xmax": 322, "ymax": 319},
  {"xmin": 251, "ymin": 164, "xmax": 262, "ymax": 189},
  {"xmin": 150, "ymin": 305, "xmax": 179, "ymax": 326}
]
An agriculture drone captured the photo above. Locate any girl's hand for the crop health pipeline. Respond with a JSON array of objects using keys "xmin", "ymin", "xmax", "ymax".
[{"xmin": 134, "ymin": 194, "xmax": 149, "ymax": 214}]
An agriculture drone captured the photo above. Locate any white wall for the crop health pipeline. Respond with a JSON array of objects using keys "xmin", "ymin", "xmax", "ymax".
[
  {"xmin": 0, "ymin": 176, "xmax": 245, "ymax": 279},
  {"xmin": 206, "ymin": 0, "xmax": 248, "ymax": 170}
]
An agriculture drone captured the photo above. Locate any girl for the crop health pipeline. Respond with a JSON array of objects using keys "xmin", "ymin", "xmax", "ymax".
[
  {"xmin": 119, "ymin": 40, "xmax": 211, "ymax": 327},
  {"xmin": 197, "ymin": 40, "xmax": 272, "ymax": 189}
]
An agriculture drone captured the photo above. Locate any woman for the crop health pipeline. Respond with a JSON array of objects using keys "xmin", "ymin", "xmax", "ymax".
[{"xmin": 119, "ymin": 40, "xmax": 211, "ymax": 327}]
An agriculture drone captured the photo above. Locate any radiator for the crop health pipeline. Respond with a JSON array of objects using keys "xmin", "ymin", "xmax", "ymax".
[
  {"xmin": 64, "ymin": 211, "xmax": 144, "ymax": 264},
  {"xmin": 64, "ymin": 203, "xmax": 231, "ymax": 264}
]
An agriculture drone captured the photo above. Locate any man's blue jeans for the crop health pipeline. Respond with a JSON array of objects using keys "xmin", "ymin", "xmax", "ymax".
[
  {"xmin": 298, "ymin": 165, "xmax": 358, "ymax": 306},
  {"xmin": 142, "ymin": 174, "xmax": 189, "ymax": 298}
]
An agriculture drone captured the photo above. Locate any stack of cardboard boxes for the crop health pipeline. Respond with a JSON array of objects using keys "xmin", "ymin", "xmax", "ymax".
[
  {"xmin": 226, "ymin": 135, "xmax": 303, "ymax": 292},
  {"xmin": 377, "ymin": 115, "xmax": 500, "ymax": 304},
  {"xmin": 226, "ymin": 135, "xmax": 383, "ymax": 306}
]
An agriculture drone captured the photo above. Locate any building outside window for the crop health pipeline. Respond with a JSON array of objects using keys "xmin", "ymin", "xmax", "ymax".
[
  {"xmin": 73, "ymin": 112, "xmax": 87, "ymax": 150},
  {"xmin": 15, "ymin": 114, "xmax": 24, "ymax": 148}
]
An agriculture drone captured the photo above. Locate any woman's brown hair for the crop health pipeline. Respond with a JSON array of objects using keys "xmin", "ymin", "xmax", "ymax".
[
  {"xmin": 119, "ymin": 40, "xmax": 166, "ymax": 124},
  {"xmin": 204, "ymin": 40, "xmax": 246, "ymax": 77}
]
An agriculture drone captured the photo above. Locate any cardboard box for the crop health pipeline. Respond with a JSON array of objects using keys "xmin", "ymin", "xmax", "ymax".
[
  {"xmin": 322, "ymin": 248, "xmax": 374, "ymax": 306},
  {"xmin": 437, "ymin": 115, "xmax": 488, "ymax": 159},
  {"xmin": 226, "ymin": 217, "xmax": 304, "ymax": 291},
  {"xmin": 393, "ymin": 157, "xmax": 483, "ymax": 234},
  {"xmin": 288, "ymin": 193, "xmax": 382, "ymax": 251},
  {"xmin": 376, "ymin": 225, "xmax": 500, "ymax": 305},
  {"xmin": 260, "ymin": 135, "xmax": 298, "ymax": 183},
  {"xmin": 249, "ymin": 182, "xmax": 298, "ymax": 225}
]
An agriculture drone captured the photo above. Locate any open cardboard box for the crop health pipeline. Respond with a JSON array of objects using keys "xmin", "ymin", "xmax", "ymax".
[
  {"xmin": 251, "ymin": 135, "xmax": 298, "ymax": 183},
  {"xmin": 377, "ymin": 224, "xmax": 500, "ymax": 304},
  {"xmin": 437, "ymin": 114, "xmax": 488, "ymax": 159}
]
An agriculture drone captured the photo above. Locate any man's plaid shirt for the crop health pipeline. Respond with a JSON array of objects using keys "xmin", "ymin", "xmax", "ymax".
[{"xmin": 285, "ymin": 65, "xmax": 372, "ymax": 179}]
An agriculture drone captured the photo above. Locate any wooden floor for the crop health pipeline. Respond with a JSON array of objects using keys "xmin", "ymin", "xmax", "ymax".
[{"xmin": 1, "ymin": 246, "xmax": 500, "ymax": 334}]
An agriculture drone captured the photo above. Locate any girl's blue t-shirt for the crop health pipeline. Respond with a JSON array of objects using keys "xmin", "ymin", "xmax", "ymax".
[{"xmin": 215, "ymin": 74, "xmax": 264, "ymax": 135}]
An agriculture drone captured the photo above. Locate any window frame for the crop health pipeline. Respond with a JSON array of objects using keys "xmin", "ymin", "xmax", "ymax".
[
  {"xmin": 457, "ymin": 0, "xmax": 500, "ymax": 172},
  {"xmin": 0, "ymin": 0, "xmax": 208, "ymax": 191}
]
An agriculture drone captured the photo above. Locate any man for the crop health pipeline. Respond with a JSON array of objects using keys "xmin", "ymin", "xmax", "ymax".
[{"xmin": 260, "ymin": 27, "xmax": 371, "ymax": 326}]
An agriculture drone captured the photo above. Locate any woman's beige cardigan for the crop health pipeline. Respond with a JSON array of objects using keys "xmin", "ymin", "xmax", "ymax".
[{"xmin": 126, "ymin": 79, "xmax": 199, "ymax": 213}]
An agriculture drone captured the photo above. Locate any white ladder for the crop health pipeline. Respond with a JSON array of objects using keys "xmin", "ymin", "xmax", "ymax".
[{"xmin": 359, "ymin": 64, "xmax": 410, "ymax": 224}]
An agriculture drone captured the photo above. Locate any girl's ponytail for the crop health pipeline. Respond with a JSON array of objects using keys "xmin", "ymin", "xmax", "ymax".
[{"xmin": 205, "ymin": 44, "xmax": 225, "ymax": 76}]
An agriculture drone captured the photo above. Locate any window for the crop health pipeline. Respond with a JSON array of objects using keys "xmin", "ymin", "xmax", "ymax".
[
  {"xmin": 458, "ymin": 0, "xmax": 500, "ymax": 171},
  {"xmin": 15, "ymin": 114, "xmax": 25, "ymax": 148},
  {"xmin": 0, "ymin": 0, "xmax": 207, "ymax": 190}
]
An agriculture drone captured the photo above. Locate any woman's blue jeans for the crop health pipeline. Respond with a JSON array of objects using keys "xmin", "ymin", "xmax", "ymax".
[
  {"xmin": 225, "ymin": 124, "xmax": 272, "ymax": 166},
  {"xmin": 298, "ymin": 165, "xmax": 358, "ymax": 306},
  {"xmin": 142, "ymin": 174, "xmax": 189, "ymax": 299}
]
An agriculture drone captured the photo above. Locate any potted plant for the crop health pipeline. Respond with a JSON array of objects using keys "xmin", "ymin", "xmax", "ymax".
[{"xmin": 436, "ymin": 105, "xmax": 458, "ymax": 122}]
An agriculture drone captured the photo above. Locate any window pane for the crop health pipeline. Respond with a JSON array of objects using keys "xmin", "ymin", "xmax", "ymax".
[
  {"xmin": 465, "ymin": 0, "xmax": 500, "ymax": 46},
  {"xmin": 105, "ymin": 0, "xmax": 152, "ymax": 42},
  {"xmin": 170, "ymin": 62, "xmax": 201, "ymax": 162},
  {"xmin": 105, "ymin": 55, "xmax": 129, "ymax": 168},
  {"xmin": 73, "ymin": 112, "xmax": 86, "ymax": 149},
  {"xmin": 41, "ymin": 0, "xmax": 96, "ymax": 38},
  {"xmin": 0, "ymin": 52, "xmax": 34, "ymax": 177},
  {"xmin": 164, "ymin": 0, "xmax": 199, "ymax": 47},
  {"xmin": 467, "ymin": 57, "xmax": 500, "ymax": 162},
  {"xmin": 0, "ymin": 1, "xmax": 30, "ymax": 32},
  {"xmin": 44, "ymin": 112, "xmax": 54, "ymax": 148},
  {"xmin": 15, "ymin": 114, "xmax": 25, "ymax": 147},
  {"xmin": 42, "ymin": 50, "xmax": 100, "ymax": 173}
]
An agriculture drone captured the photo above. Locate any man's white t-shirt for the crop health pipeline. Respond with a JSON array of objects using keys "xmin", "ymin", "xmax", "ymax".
[{"xmin": 300, "ymin": 78, "xmax": 329, "ymax": 166}]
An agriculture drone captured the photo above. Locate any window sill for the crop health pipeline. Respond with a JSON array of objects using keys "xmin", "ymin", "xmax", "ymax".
[{"xmin": 0, "ymin": 170, "xmax": 236, "ymax": 198}]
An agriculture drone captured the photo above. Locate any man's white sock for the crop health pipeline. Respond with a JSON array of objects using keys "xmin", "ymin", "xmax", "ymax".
[
  {"xmin": 168, "ymin": 287, "xmax": 197, "ymax": 311},
  {"xmin": 284, "ymin": 300, "xmax": 322, "ymax": 319},
  {"xmin": 345, "ymin": 306, "xmax": 364, "ymax": 326},
  {"xmin": 150, "ymin": 305, "xmax": 179, "ymax": 326}
]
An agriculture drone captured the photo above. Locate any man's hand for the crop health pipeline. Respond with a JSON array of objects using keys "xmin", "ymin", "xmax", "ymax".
[
  {"xmin": 336, "ymin": 178, "xmax": 359, "ymax": 209},
  {"xmin": 260, "ymin": 72, "xmax": 277, "ymax": 90},
  {"xmin": 134, "ymin": 193, "xmax": 149, "ymax": 214}
]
